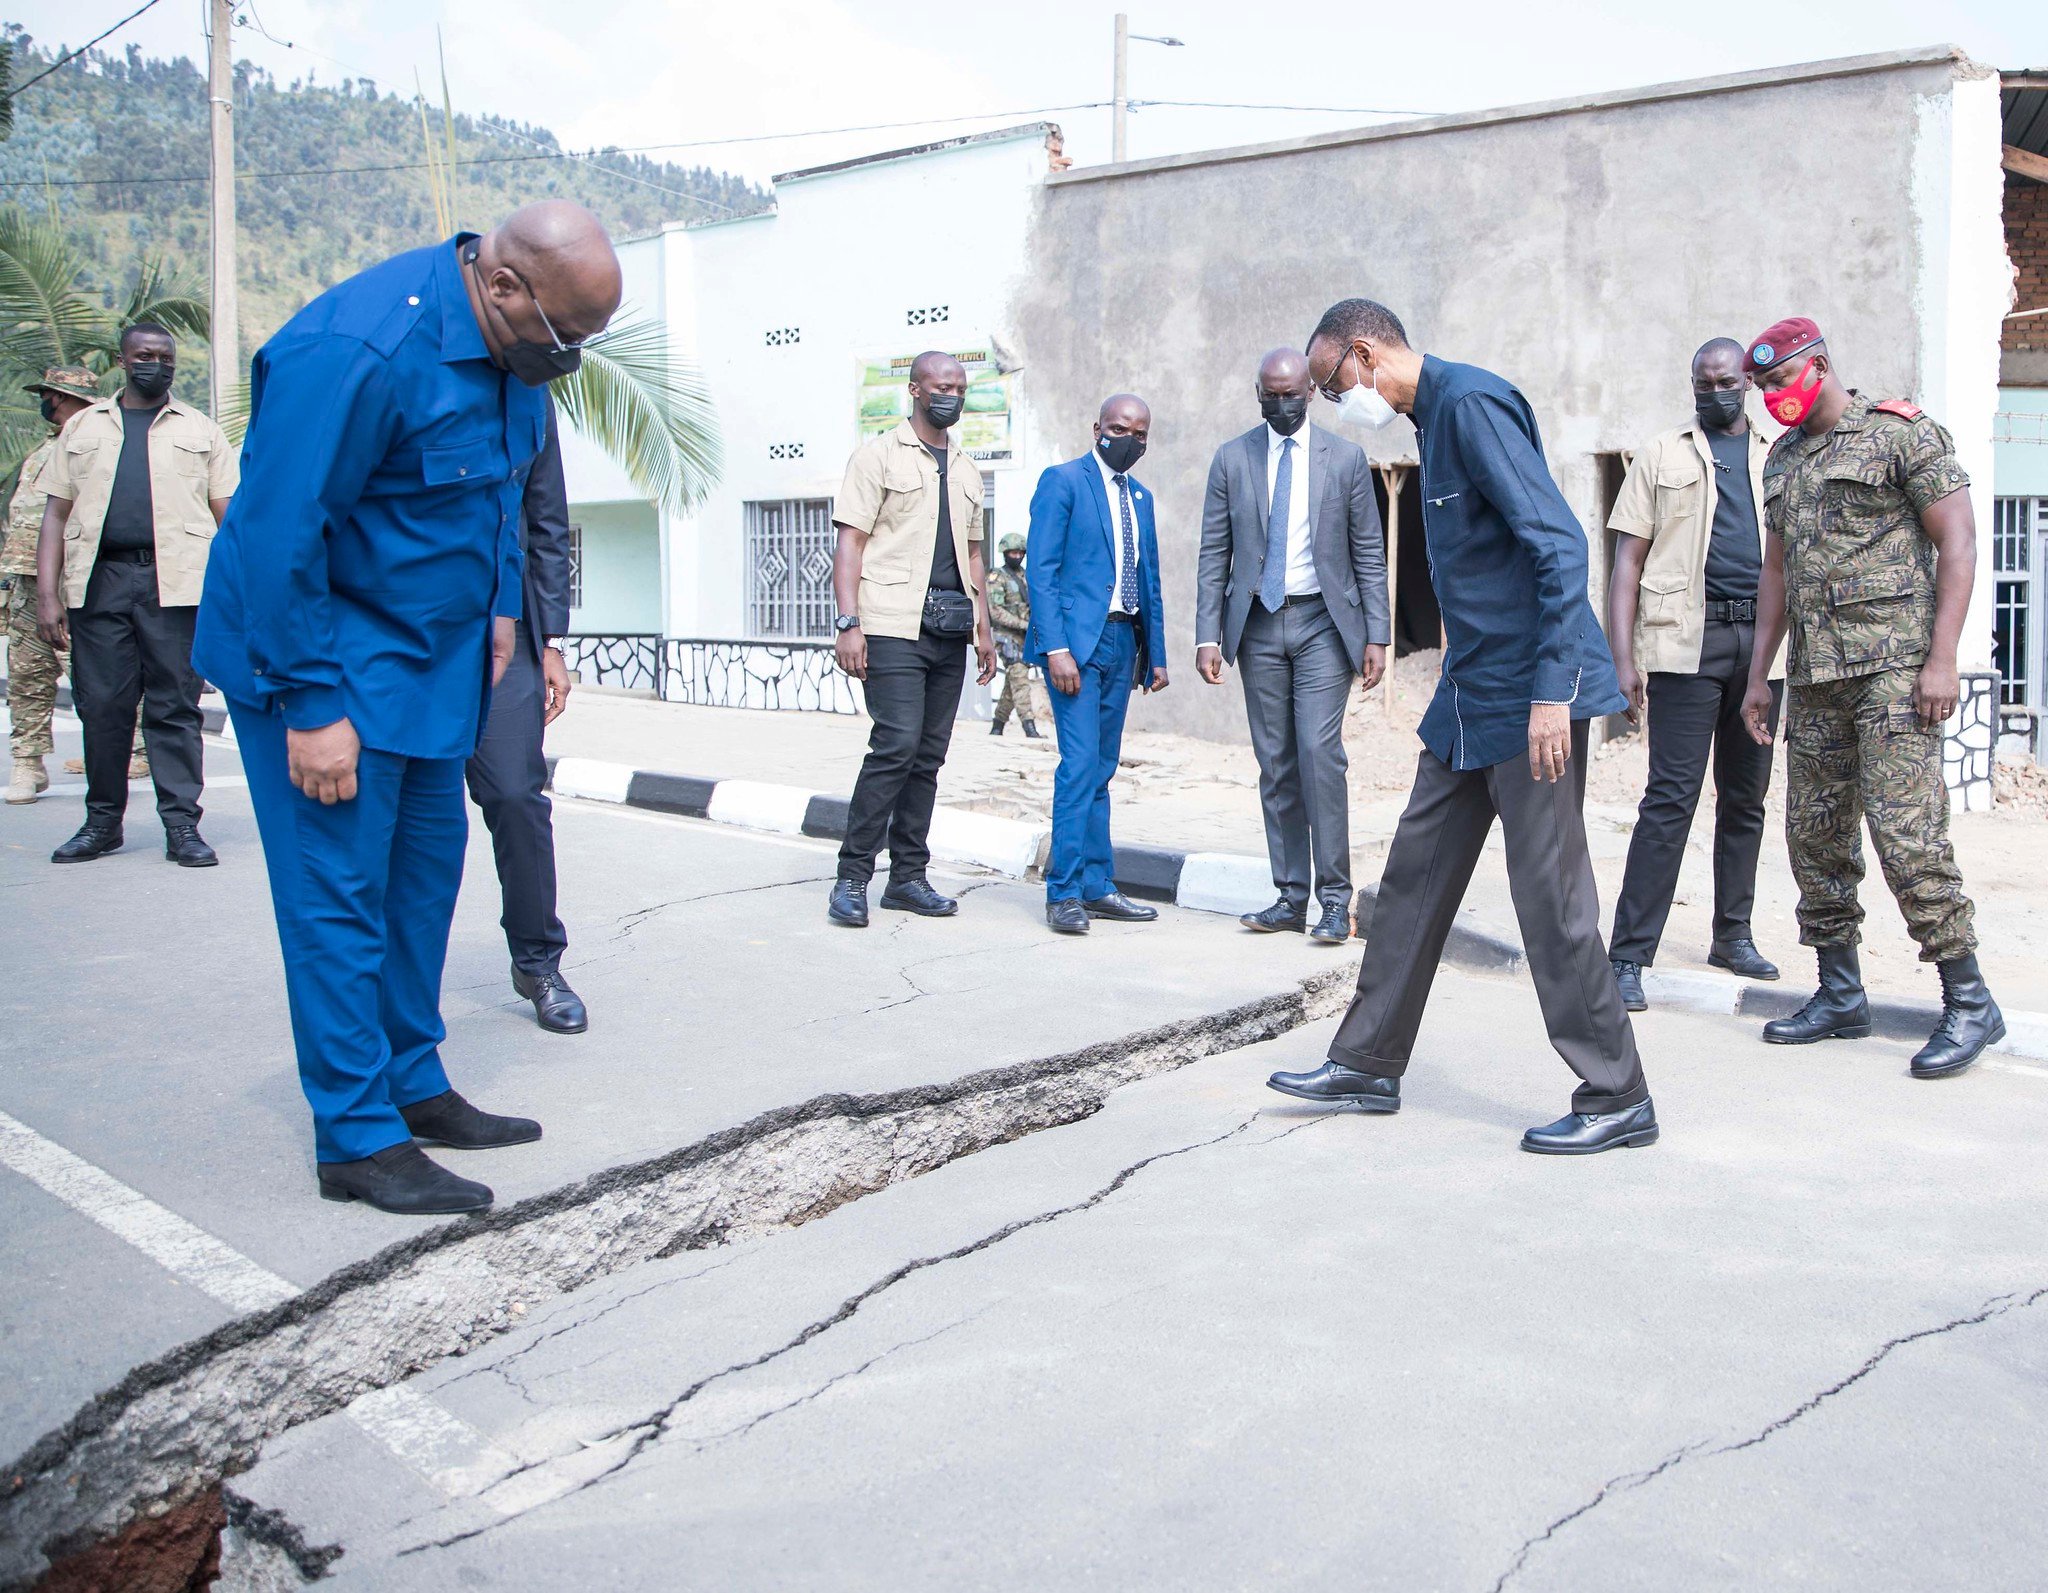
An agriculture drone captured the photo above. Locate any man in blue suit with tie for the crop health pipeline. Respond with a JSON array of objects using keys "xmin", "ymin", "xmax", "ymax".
[
  {"xmin": 1026, "ymin": 393, "xmax": 1170, "ymax": 936},
  {"xmin": 195, "ymin": 202, "xmax": 622, "ymax": 1214}
]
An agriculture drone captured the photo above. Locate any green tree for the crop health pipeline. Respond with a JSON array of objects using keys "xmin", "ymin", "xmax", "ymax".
[
  {"xmin": 0, "ymin": 205, "xmax": 208, "ymax": 467},
  {"xmin": 550, "ymin": 315, "xmax": 722, "ymax": 514}
]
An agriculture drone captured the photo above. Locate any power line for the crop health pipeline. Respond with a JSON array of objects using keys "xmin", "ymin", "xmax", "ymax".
[
  {"xmin": 2, "ymin": 0, "xmax": 167, "ymax": 100},
  {"xmin": 1128, "ymin": 98, "xmax": 1434, "ymax": 116}
]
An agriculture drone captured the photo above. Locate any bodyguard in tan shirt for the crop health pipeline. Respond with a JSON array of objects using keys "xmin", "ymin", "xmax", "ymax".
[
  {"xmin": 37, "ymin": 322, "xmax": 237, "ymax": 866},
  {"xmin": 825, "ymin": 350, "xmax": 997, "ymax": 928},
  {"xmin": 1604, "ymin": 337, "xmax": 1785, "ymax": 1007}
]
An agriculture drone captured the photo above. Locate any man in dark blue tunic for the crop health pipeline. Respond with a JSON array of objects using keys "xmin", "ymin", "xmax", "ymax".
[{"xmin": 1267, "ymin": 298, "xmax": 1656, "ymax": 1155}]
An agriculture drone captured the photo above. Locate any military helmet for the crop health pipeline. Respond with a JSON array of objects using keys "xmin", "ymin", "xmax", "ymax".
[{"xmin": 998, "ymin": 532, "xmax": 1026, "ymax": 554}]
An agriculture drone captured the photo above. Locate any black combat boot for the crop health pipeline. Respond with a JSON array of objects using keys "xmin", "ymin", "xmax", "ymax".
[
  {"xmin": 1022, "ymin": 718, "xmax": 1044, "ymax": 739},
  {"xmin": 989, "ymin": 720, "xmax": 1006, "ymax": 736},
  {"xmin": 1762, "ymin": 942, "xmax": 1872, "ymax": 1044},
  {"xmin": 1910, "ymin": 954, "xmax": 2004, "ymax": 1079}
]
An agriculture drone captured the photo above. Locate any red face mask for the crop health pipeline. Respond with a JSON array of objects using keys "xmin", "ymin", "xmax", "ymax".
[{"xmin": 1762, "ymin": 356, "xmax": 1823, "ymax": 428}]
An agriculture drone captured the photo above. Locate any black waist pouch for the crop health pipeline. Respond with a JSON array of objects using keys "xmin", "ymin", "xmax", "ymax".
[{"xmin": 923, "ymin": 587, "xmax": 976, "ymax": 639}]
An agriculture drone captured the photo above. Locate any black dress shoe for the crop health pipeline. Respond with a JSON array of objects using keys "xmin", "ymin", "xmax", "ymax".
[
  {"xmin": 1709, "ymin": 938, "xmax": 1779, "ymax": 980},
  {"xmin": 1911, "ymin": 954, "xmax": 2004, "ymax": 1079},
  {"xmin": 1763, "ymin": 943, "xmax": 1871, "ymax": 1044},
  {"xmin": 1265, "ymin": 1061, "xmax": 1400, "ymax": 1112},
  {"xmin": 318, "ymin": 1141, "xmax": 493, "ymax": 1214},
  {"xmin": 52, "ymin": 822, "xmax": 123, "ymax": 863},
  {"xmin": 1611, "ymin": 958, "xmax": 1647, "ymax": 1012},
  {"xmin": 1047, "ymin": 898, "xmax": 1089, "ymax": 935},
  {"xmin": 1022, "ymin": 719, "xmax": 1045, "ymax": 739},
  {"xmin": 827, "ymin": 878, "xmax": 869, "ymax": 928},
  {"xmin": 164, "ymin": 824, "xmax": 218, "ymax": 868},
  {"xmin": 879, "ymin": 878, "xmax": 959, "ymax": 917},
  {"xmin": 1521, "ymin": 1097, "xmax": 1658, "ymax": 1155},
  {"xmin": 1241, "ymin": 898, "xmax": 1308, "ymax": 934},
  {"xmin": 512, "ymin": 966, "xmax": 588, "ymax": 1033},
  {"xmin": 1083, "ymin": 890, "xmax": 1158, "ymax": 922},
  {"xmin": 400, "ymin": 1088, "xmax": 542, "ymax": 1150},
  {"xmin": 1309, "ymin": 903, "xmax": 1351, "ymax": 944}
]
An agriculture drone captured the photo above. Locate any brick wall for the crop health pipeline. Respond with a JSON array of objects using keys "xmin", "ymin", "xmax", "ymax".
[{"xmin": 2007, "ymin": 174, "xmax": 2048, "ymax": 358}]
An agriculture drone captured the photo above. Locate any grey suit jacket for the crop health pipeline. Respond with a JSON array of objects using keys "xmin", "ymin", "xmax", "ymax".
[{"xmin": 1195, "ymin": 422, "xmax": 1391, "ymax": 666}]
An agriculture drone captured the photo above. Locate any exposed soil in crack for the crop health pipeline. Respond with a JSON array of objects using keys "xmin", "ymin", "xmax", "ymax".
[
  {"xmin": 0, "ymin": 965, "xmax": 1354, "ymax": 1591},
  {"xmin": 1486, "ymin": 1285, "xmax": 2048, "ymax": 1591}
]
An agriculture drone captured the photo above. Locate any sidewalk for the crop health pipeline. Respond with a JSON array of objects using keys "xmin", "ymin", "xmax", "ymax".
[{"xmin": 546, "ymin": 666, "xmax": 2048, "ymax": 1011}]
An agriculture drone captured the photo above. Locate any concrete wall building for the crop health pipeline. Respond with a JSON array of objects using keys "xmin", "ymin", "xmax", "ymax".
[{"xmin": 560, "ymin": 47, "xmax": 2044, "ymax": 797}]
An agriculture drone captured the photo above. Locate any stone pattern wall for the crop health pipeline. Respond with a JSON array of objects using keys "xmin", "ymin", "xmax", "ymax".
[{"xmin": 1948, "ymin": 671, "xmax": 1998, "ymax": 810}]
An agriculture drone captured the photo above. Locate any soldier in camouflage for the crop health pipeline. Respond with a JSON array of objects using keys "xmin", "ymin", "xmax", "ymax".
[
  {"xmin": 986, "ymin": 531, "xmax": 1045, "ymax": 738},
  {"xmin": 3, "ymin": 368, "xmax": 100, "ymax": 803},
  {"xmin": 1739, "ymin": 317, "xmax": 2001, "ymax": 1079}
]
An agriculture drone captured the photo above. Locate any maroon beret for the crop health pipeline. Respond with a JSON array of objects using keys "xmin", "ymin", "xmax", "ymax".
[{"xmin": 1744, "ymin": 318, "xmax": 1823, "ymax": 373}]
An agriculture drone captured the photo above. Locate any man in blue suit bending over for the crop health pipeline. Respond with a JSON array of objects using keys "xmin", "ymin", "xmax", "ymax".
[
  {"xmin": 1026, "ymin": 393, "xmax": 1170, "ymax": 936},
  {"xmin": 195, "ymin": 202, "xmax": 622, "ymax": 1215}
]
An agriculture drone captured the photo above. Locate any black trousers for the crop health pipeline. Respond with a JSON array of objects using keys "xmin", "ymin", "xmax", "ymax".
[
  {"xmin": 465, "ymin": 625, "xmax": 568, "ymax": 976},
  {"xmin": 67, "ymin": 557, "xmax": 203, "ymax": 828},
  {"xmin": 1609, "ymin": 619, "xmax": 1783, "ymax": 965},
  {"xmin": 838, "ymin": 628, "xmax": 967, "ymax": 887},
  {"xmin": 1334, "ymin": 722, "xmax": 1648, "ymax": 1114}
]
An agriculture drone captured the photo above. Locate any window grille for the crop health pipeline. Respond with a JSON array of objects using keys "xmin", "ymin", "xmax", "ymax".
[
  {"xmin": 906, "ymin": 305, "xmax": 950, "ymax": 327},
  {"xmin": 768, "ymin": 442, "xmax": 805, "ymax": 461},
  {"xmin": 764, "ymin": 326, "xmax": 800, "ymax": 347},
  {"xmin": 1993, "ymin": 497, "xmax": 2044, "ymax": 710},
  {"xmin": 567, "ymin": 524, "xmax": 583, "ymax": 609},
  {"xmin": 746, "ymin": 498, "xmax": 836, "ymax": 639}
]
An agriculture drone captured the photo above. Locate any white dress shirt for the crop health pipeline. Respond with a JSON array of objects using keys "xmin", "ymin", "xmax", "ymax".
[
  {"xmin": 1267, "ymin": 423, "xmax": 1317, "ymax": 598},
  {"xmin": 1093, "ymin": 450, "xmax": 1142, "ymax": 615}
]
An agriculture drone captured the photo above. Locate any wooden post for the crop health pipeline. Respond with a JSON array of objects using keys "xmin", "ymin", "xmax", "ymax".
[
  {"xmin": 1376, "ymin": 463, "xmax": 1409, "ymax": 718},
  {"xmin": 207, "ymin": 0, "xmax": 236, "ymax": 419}
]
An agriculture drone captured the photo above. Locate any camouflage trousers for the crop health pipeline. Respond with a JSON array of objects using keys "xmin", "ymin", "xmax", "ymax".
[
  {"xmin": 3, "ymin": 576, "xmax": 58, "ymax": 758},
  {"xmin": 1785, "ymin": 665, "xmax": 1975, "ymax": 962},
  {"xmin": 991, "ymin": 658, "xmax": 1047, "ymax": 728}
]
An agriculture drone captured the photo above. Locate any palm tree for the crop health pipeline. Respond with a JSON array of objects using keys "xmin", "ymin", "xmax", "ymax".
[
  {"xmin": 0, "ymin": 206, "xmax": 209, "ymax": 470},
  {"xmin": 550, "ymin": 314, "xmax": 722, "ymax": 514}
]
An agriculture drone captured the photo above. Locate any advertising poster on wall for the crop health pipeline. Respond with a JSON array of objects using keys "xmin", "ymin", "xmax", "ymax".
[{"xmin": 856, "ymin": 344, "xmax": 1016, "ymax": 464}]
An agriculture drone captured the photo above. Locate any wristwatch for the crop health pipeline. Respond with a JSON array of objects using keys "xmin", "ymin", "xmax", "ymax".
[{"xmin": 834, "ymin": 614, "xmax": 861, "ymax": 633}]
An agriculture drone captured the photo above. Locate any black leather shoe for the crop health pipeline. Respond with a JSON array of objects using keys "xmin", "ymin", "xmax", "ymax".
[
  {"xmin": 1242, "ymin": 898, "xmax": 1308, "ymax": 934},
  {"xmin": 1709, "ymin": 938, "xmax": 1779, "ymax": 980},
  {"xmin": 1047, "ymin": 898, "xmax": 1090, "ymax": 935},
  {"xmin": 164, "ymin": 824, "xmax": 218, "ymax": 868},
  {"xmin": 400, "ymin": 1089, "xmax": 542, "ymax": 1150},
  {"xmin": 52, "ymin": 822, "xmax": 122, "ymax": 863},
  {"xmin": 1611, "ymin": 958, "xmax": 1647, "ymax": 1012},
  {"xmin": 879, "ymin": 878, "xmax": 959, "ymax": 917},
  {"xmin": 1022, "ymin": 719, "xmax": 1045, "ymax": 740},
  {"xmin": 512, "ymin": 966, "xmax": 588, "ymax": 1033},
  {"xmin": 1084, "ymin": 890, "xmax": 1158, "ymax": 922},
  {"xmin": 1265, "ymin": 1061, "xmax": 1399, "ymax": 1112},
  {"xmin": 827, "ymin": 878, "xmax": 869, "ymax": 928},
  {"xmin": 1521, "ymin": 1097, "xmax": 1659, "ymax": 1155},
  {"xmin": 1911, "ymin": 954, "xmax": 2005, "ymax": 1079},
  {"xmin": 1309, "ymin": 903, "xmax": 1351, "ymax": 944},
  {"xmin": 318, "ymin": 1141, "xmax": 493, "ymax": 1215},
  {"xmin": 1763, "ymin": 943, "xmax": 1871, "ymax": 1044}
]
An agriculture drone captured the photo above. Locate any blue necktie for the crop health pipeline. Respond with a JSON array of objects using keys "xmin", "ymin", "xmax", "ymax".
[
  {"xmin": 1113, "ymin": 472, "xmax": 1138, "ymax": 612},
  {"xmin": 1259, "ymin": 437, "xmax": 1296, "ymax": 611}
]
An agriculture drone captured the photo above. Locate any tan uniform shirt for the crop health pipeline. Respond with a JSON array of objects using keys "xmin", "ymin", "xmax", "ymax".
[
  {"xmin": 1608, "ymin": 420, "xmax": 1786, "ymax": 679},
  {"xmin": 41, "ymin": 396, "xmax": 239, "ymax": 608},
  {"xmin": 2, "ymin": 436, "xmax": 58, "ymax": 578},
  {"xmin": 833, "ymin": 420, "xmax": 983, "ymax": 642}
]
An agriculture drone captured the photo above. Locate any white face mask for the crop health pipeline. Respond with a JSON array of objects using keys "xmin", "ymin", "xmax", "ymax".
[{"xmin": 1333, "ymin": 350, "xmax": 1399, "ymax": 430}]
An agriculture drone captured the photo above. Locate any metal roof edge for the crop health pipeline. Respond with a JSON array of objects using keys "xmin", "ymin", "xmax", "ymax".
[{"xmin": 772, "ymin": 121, "xmax": 1057, "ymax": 185}]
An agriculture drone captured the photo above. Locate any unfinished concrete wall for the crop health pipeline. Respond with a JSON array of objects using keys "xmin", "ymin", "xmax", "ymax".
[{"xmin": 1012, "ymin": 49, "xmax": 1994, "ymax": 741}]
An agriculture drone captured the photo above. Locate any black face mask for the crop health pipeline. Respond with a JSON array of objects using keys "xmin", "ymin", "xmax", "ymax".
[
  {"xmin": 39, "ymin": 395, "xmax": 59, "ymax": 424},
  {"xmin": 1260, "ymin": 392, "xmax": 1308, "ymax": 436},
  {"xmin": 126, "ymin": 361, "xmax": 174, "ymax": 401},
  {"xmin": 1096, "ymin": 432, "xmax": 1146, "ymax": 473},
  {"xmin": 1694, "ymin": 388, "xmax": 1744, "ymax": 430},
  {"xmin": 1004, "ymin": 552, "xmax": 1024, "ymax": 569},
  {"xmin": 919, "ymin": 391, "xmax": 964, "ymax": 429},
  {"xmin": 502, "ymin": 341, "xmax": 581, "ymax": 388}
]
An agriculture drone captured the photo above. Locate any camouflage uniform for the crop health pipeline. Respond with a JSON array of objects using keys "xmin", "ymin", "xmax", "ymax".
[
  {"xmin": 986, "ymin": 536, "xmax": 1045, "ymax": 730},
  {"xmin": 3, "ymin": 435, "xmax": 60, "ymax": 760},
  {"xmin": 1764, "ymin": 392, "xmax": 1975, "ymax": 963}
]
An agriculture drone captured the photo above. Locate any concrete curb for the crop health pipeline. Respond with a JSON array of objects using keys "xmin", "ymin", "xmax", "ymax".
[
  {"xmin": 538, "ymin": 755, "xmax": 1528, "ymax": 970},
  {"xmin": 0, "ymin": 678, "xmax": 230, "ymax": 736}
]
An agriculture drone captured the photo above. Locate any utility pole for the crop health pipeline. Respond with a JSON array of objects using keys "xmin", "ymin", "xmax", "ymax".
[
  {"xmin": 207, "ymin": 0, "xmax": 237, "ymax": 419},
  {"xmin": 1112, "ymin": 14, "xmax": 1129, "ymax": 163}
]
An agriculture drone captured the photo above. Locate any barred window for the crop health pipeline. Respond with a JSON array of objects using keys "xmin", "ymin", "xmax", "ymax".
[
  {"xmin": 567, "ymin": 524, "xmax": 583, "ymax": 610},
  {"xmin": 1993, "ymin": 498, "xmax": 2044, "ymax": 710},
  {"xmin": 746, "ymin": 498, "xmax": 836, "ymax": 639}
]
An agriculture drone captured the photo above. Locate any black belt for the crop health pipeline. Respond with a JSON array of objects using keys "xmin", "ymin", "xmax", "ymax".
[
  {"xmin": 1106, "ymin": 610, "xmax": 1138, "ymax": 625},
  {"xmin": 96, "ymin": 546, "xmax": 155, "ymax": 566},
  {"xmin": 1706, "ymin": 598, "xmax": 1756, "ymax": 623}
]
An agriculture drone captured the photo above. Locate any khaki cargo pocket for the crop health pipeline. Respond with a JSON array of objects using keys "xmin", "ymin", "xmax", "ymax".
[{"xmin": 1638, "ymin": 571, "xmax": 1690, "ymax": 628}]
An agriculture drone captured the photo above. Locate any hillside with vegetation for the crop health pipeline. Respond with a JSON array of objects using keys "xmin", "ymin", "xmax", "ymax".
[{"xmin": 0, "ymin": 23, "xmax": 765, "ymax": 410}]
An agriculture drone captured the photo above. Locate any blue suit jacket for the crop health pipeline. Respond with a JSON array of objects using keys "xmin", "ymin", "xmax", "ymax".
[{"xmin": 1023, "ymin": 453, "xmax": 1168, "ymax": 681}]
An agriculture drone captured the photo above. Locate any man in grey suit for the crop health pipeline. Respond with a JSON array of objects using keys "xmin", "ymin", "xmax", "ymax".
[{"xmin": 1197, "ymin": 348, "xmax": 1390, "ymax": 944}]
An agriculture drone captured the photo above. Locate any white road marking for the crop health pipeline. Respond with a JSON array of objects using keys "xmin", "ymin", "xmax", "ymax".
[
  {"xmin": 0, "ymin": 1108, "xmax": 296, "ymax": 1314},
  {"xmin": 344, "ymin": 1383, "xmax": 522, "ymax": 1502}
]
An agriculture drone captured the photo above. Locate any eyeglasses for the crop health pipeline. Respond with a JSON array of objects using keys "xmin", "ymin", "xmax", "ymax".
[
  {"xmin": 509, "ymin": 270, "xmax": 597, "ymax": 353},
  {"xmin": 1315, "ymin": 346, "xmax": 1358, "ymax": 405}
]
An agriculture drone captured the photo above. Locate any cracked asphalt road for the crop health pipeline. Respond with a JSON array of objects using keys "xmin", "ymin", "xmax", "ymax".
[{"xmin": 230, "ymin": 959, "xmax": 2048, "ymax": 1590}]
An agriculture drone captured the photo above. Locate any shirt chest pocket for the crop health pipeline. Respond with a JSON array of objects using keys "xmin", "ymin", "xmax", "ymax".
[
  {"xmin": 421, "ymin": 436, "xmax": 507, "ymax": 491},
  {"xmin": 1654, "ymin": 459, "xmax": 1705, "ymax": 520},
  {"xmin": 1820, "ymin": 455, "xmax": 1894, "ymax": 514},
  {"xmin": 171, "ymin": 437, "xmax": 211, "ymax": 479}
]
